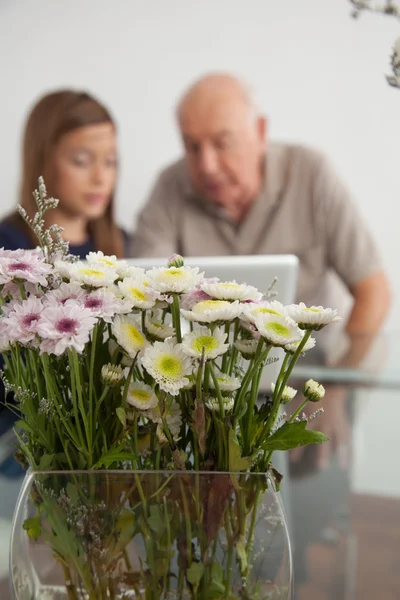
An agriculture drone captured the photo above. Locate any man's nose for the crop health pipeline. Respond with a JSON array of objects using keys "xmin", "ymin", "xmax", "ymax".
[{"xmin": 198, "ymin": 146, "xmax": 219, "ymax": 176}]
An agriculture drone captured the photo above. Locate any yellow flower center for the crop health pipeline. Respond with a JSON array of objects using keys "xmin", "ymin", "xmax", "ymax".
[
  {"xmin": 163, "ymin": 268, "xmax": 184, "ymax": 278},
  {"xmin": 218, "ymin": 283, "xmax": 241, "ymax": 290},
  {"xmin": 156, "ymin": 354, "xmax": 183, "ymax": 379},
  {"xmin": 265, "ymin": 322, "xmax": 290, "ymax": 337},
  {"xmin": 79, "ymin": 268, "xmax": 104, "ymax": 278},
  {"xmin": 122, "ymin": 324, "xmax": 145, "ymax": 346},
  {"xmin": 303, "ymin": 307, "xmax": 322, "ymax": 313},
  {"xmin": 254, "ymin": 307, "xmax": 282, "ymax": 316},
  {"xmin": 192, "ymin": 335, "xmax": 218, "ymax": 354},
  {"xmin": 129, "ymin": 287, "xmax": 147, "ymax": 301},
  {"xmin": 130, "ymin": 390, "xmax": 151, "ymax": 402},
  {"xmin": 98, "ymin": 257, "xmax": 116, "ymax": 266},
  {"xmin": 194, "ymin": 300, "xmax": 230, "ymax": 314}
]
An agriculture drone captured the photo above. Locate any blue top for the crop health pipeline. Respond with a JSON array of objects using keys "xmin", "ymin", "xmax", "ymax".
[{"xmin": 0, "ymin": 219, "xmax": 96, "ymax": 258}]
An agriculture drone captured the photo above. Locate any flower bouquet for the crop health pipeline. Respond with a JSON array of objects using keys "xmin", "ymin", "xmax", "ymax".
[{"xmin": 2, "ymin": 179, "xmax": 339, "ymax": 600}]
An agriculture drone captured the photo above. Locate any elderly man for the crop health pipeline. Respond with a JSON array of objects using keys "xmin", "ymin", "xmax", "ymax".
[{"xmin": 132, "ymin": 73, "xmax": 390, "ymax": 337}]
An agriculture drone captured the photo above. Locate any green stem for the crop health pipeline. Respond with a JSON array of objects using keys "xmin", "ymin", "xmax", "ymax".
[
  {"xmin": 288, "ymin": 398, "xmax": 309, "ymax": 424},
  {"xmin": 208, "ymin": 361, "xmax": 225, "ymax": 417},
  {"xmin": 245, "ymin": 346, "xmax": 270, "ymax": 453},
  {"xmin": 88, "ymin": 323, "xmax": 99, "ymax": 453},
  {"xmin": 172, "ymin": 295, "xmax": 182, "ymax": 342}
]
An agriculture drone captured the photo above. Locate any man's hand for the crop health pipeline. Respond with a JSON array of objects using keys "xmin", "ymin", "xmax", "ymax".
[{"xmin": 290, "ymin": 385, "xmax": 351, "ymax": 472}]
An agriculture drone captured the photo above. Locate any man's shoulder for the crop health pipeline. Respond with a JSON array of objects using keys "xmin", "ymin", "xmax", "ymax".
[
  {"xmin": 156, "ymin": 157, "xmax": 190, "ymax": 191},
  {"xmin": 270, "ymin": 141, "xmax": 326, "ymax": 169}
]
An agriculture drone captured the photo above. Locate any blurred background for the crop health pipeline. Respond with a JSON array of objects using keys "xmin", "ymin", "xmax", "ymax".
[
  {"xmin": 0, "ymin": 0, "xmax": 399, "ymax": 321},
  {"xmin": 1, "ymin": 2, "xmax": 400, "ymax": 597}
]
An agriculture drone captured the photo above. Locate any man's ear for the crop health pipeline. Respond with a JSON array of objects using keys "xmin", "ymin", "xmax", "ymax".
[{"xmin": 257, "ymin": 116, "xmax": 267, "ymax": 143}]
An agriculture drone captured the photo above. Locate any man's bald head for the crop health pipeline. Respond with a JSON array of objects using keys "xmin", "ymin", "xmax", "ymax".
[
  {"xmin": 177, "ymin": 74, "xmax": 257, "ymax": 126},
  {"xmin": 176, "ymin": 73, "xmax": 266, "ymax": 221}
]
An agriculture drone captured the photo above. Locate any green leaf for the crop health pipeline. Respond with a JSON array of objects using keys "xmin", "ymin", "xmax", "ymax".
[
  {"xmin": 94, "ymin": 445, "xmax": 134, "ymax": 468},
  {"xmin": 117, "ymin": 508, "xmax": 135, "ymax": 532},
  {"xmin": 186, "ymin": 562, "xmax": 204, "ymax": 587},
  {"xmin": 262, "ymin": 421, "xmax": 329, "ymax": 452},
  {"xmin": 66, "ymin": 482, "xmax": 79, "ymax": 505},
  {"xmin": 23, "ymin": 516, "xmax": 41, "ymax": 541},
  {"xmin": 116, "ymin": 406, "xmax": 127, "ymax": 428},
  {"xmin": 209, "ymin": 562, "xmax": 225, "ymax": 595},
  {"xmin": 148, "ymin": 505, "xmax": 165, "ymax": 535},
  {"xmin": 38, "ymin": 454, "xmax": 54, "ymax": 471},
  {"xmin": 228, "ymin": 430, "xmax": 252, "ymax": 472},
  {"xmin": 115, "ymin": 508, "xmax": 136, "ymax": 552},
  {"xmin": 14, "ymin": 420, "xmax": 34, "ymax": 434},
  {"xmin": 204, "ymin": 583, "xmax": 225, "ymax": 599}
]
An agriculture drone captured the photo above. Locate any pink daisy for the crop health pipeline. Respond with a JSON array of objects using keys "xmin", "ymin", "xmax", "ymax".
[
  {"xmin": 44, "ymin": 282, "xmax": 86, "ymax": 306},
  {"xmin": 83, "ymin": 289, "xmax": 131, "ymax": 322},
  {"xmin": 0, "ymin": 251, "xmax": 53, "ymax": 286},
  {"xmin": 37, "ymin": 302, "xmax": 97, "ymax": 356},
  {"xmin": 2, "ymin": 296, "xmax": 44, "ymax": 345}
]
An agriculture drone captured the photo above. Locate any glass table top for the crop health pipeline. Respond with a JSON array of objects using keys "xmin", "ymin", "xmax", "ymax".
[{"xmin": 1, "ymin": 336, "xmax": 399, "ymax": 599}]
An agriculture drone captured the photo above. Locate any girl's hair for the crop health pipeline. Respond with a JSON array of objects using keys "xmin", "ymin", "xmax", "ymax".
[{"xmin": 13, "ymin": 89, "xmax": 124, "ymax": 256}]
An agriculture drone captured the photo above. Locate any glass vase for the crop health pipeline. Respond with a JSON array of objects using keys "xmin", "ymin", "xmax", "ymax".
[{"xmin": 10, "ymin": 470, "xmax": 292, "ymax": 599}]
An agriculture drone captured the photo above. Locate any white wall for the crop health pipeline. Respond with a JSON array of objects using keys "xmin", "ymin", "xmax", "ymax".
[{"xmin": 0, "ymin": 0, "xmax": 399, "ymax": 325}]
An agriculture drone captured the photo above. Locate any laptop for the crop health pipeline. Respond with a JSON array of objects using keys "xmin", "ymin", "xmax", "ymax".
[{"xmin": 128, "ymin": 254, "xmax": 299, "ymax": 393}]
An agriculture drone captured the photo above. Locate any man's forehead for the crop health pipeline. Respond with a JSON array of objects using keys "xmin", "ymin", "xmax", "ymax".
[{"xmin": 180, "ymin": 103, "xmax": 249, "ymax": 138}]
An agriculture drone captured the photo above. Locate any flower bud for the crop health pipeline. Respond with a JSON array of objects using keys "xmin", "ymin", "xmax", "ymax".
[
  {"xmin": 167, "ymin": 254, "xmax": 184, "ymax": 268},
  {"xmin": 101, "ymin": 363, "xmax": 123, "ymax": 386},
  {"xmin": 271, "ymin": 382, "xmax": 297, "ymax": 404},
  {"xmin": 304, "ymin": 379, "xmax": 325, "ymax": 402}
]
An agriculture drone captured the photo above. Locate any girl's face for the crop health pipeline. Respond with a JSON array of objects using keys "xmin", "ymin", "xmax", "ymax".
[{"xmin": 51, "ymin": 122, "xmax": 118, "ymax": 221}]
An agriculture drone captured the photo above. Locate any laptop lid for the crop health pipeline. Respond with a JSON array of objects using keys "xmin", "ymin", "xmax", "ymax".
[{"xmin": 128, "ymin": 254, "xmax": 299, "ymax": 393}]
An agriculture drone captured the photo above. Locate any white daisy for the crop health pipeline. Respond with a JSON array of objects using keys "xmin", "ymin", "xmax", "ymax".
[
  {"xmin": 141, "ymin": 340, "xmax": 193, "ymax": 395},
  {"xmin": 112, "ymin": 314, "xmax": 147, "ymax": 357},
  {"xmin": 304, "ymin": 379, "xmax": 325, "ymax": 402},
  {"xmin": 68, "ymin": 261, "xmax": 119, "ymax": 288},
  {"xmin": 181, "ymin": 300, "xmax": 243, "ymax": 323},
  {"xmin": 37, "ymin": 302, "xmax": 97, "ymax": 356},
  {"xmin": 86, "ymin": 251, "xmax": 128, "ymax": 271},
  {"xmin": 285, "ymin": 335, "xmax": 316, "ymax": 355},
  {"xmin": 234, "ymin": 338, "xmax": 259, "ymax": 358},
  {"xmin": 115, "ymin": 265, "xmax": 146, "ymax": 280},
  {"xmin": 200, "ymin": 281, "xmax": 263, "ymax": 302},
  {"xmin": 181, "ymin": 289, "xmax": 212, "ymax": 311},
  {"xmin": 209, "ymin": 374, "xmax": 241, "ymax": 394},
  {"xmin": 205, "ymin": 395, "xmax": 235, "ymax": 414},
  {"xmin": 181, "ymin": 325, "xmax": 228, "ymax": 360},
  {"xmin": 271, "ymin": 382, "xmax": 297, "ymax": 404},
  {"xmin": 126, "ymin": 382, "xmax": 158, "ymax": 410},
  {"xmin": 149, "ymin": 400, "xmax": 182, "ymax": 438},
  {"xmin": 146, "ymin": 266, "xmax": 204, "ymax": 294},
  {"xmin": 254, "ymin": 314, "xmax": 303, "ymax": 347},
  {"xmin": 145, "ymin": 313, "xmax": 175, "ymax": 340},
  {"xmin": 118, "ymin": 277, "xmax": 158, "ymax": 309},
  {"xmin": 285, "ymin": 302, "xmax": 341, "ymax": 330},
  {"xmin": 241, "ymin": 300, "xmax": 286, "ymax": 324}
]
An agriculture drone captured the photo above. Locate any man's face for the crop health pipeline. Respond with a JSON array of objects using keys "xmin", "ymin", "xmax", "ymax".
[{"xmin": 179, "ymin": 98, "xmax": 266, "ymax": 212}]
